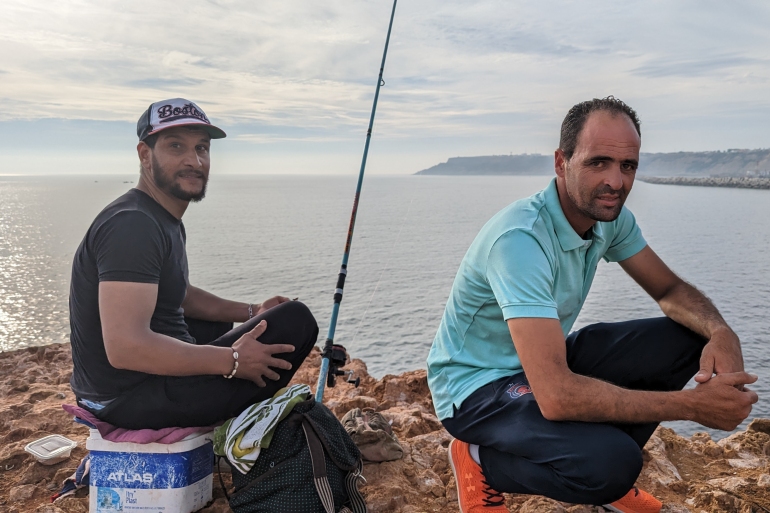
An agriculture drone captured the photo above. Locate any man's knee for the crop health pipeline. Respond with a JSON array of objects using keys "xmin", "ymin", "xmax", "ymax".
[
  {"xmin": 279, "ymin": 299, "xmax": 316, "ymax": 324},
  {"xmin": 274, "ymin": 300, "xmax": 318, "ymax": 350},
  {"xmin": 569, "ymin": 436, "xmax": 643, "ymax": 505},
  {"xmin": 647, "ymin": 316, "xmax": 705, "ymax": 346}
]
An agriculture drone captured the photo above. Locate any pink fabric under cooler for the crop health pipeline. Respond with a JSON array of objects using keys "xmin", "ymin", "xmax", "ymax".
[{"xmin": 62, "ymin": 404, "xmax": 219, "ymax": 444}]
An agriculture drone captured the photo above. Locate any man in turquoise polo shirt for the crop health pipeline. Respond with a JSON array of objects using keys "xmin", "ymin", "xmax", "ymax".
[{"xmin": 427, "ymin": 97, "xmax": 758, "ymax": 513}]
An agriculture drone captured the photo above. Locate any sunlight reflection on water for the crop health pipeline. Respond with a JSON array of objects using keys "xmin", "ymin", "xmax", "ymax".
[{"xmin": 1, "ymin": 174, "xmax": 768, "ymax": 439}]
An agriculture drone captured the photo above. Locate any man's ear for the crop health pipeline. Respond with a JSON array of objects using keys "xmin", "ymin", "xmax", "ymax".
[
  {"xmin": 554, "ymin": 149, "xmax": 568, "ymax": 178},
  {"xmin": 137, "ymin": 141, "xmax": 152, "ymax": 173}
]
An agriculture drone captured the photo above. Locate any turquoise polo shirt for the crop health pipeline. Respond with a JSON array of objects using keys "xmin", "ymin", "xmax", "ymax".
[{"xmin": 427, "ymin": 178, "xmax": 647, "ymax": 421}]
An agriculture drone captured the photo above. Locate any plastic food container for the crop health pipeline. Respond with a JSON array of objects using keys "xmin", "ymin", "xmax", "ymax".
[{"xmin": 24, "ymin": 435, "xmax": 77, "ymax": 465}]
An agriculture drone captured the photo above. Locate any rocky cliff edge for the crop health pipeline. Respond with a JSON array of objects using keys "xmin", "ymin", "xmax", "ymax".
[{"xmin": 2, "ymin": 344, "xmax": 770, "ymax": 513}]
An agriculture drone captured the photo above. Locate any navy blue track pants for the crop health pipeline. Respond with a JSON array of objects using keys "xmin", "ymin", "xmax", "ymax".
[{"xmin": 441, "ymin": 317, "xmax": 706, "ymax": 505}]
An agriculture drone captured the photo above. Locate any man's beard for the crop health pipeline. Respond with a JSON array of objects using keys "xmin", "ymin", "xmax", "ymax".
[
  {"xmin": 151, "ymin": 154, "xmax": 207, "ymax": 202},
  {"xmin": 565, "ymin": 169, "xmax": 625, "ymax": 222}
]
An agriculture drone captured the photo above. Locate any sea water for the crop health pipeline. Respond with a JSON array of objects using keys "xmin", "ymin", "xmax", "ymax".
[{"xmin": 1, "ymin": 174, "xmax": 768, "ymax": 438}]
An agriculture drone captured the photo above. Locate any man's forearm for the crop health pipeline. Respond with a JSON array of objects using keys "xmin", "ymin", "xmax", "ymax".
[
  {"xmin": 105, "ymin": 328, "xmax": 234, "ymax": 376},
  {"xmin": 545, "ymin": 367, "xmax": 756, "ymax": 431},
  {"xmin": 183, "ymin": 285, "xmax": 250, "ymax": 323},
  {"xmin": 657, "ymin": 280, "xmax": 730, "ymax": 339},
  {"xmin": 543, "ymin": 372, "xmax": 695, "ymax": 424},
  {"xmin": 508, "ymin": 315, "xmax": 752, "ymax": 430}
]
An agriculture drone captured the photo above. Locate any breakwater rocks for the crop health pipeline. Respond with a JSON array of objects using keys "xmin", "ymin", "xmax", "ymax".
[
  {"xmin": 2, "ymin": 344, "xmax": 770, "ymax": 512},
  {"xmin": 639, "ymin": 176, "xmax": 770, "ymax": 190}
]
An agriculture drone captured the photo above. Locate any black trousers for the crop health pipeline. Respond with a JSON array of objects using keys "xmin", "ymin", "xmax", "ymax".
[
  {"xmin": 92, "ymin": 300, "xmax": 318, "ymax": 430},
  {"xmin": 442, "ymin": 317, "xmax": 706, "ymax": 505}
]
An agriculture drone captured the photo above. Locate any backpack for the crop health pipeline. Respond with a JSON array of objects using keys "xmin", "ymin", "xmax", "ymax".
[{"xmin": 220, "ymin": 398, "xmax": 368, "ymax": 513}]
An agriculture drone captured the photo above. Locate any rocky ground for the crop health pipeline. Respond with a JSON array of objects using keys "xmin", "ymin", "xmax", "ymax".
[{"xmin": 2, "ymin": 344, "xmax": 770, "ymax": 512}]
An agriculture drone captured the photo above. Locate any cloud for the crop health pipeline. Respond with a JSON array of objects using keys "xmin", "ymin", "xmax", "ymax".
[
  {"xmin": 124, "ymin": 78, "xmax": 206, "ymax": 88},
  {"xmin": 631, "ymin": 55, "xmax": 768, "ymax": 78},
  {"xmin": 1, "ymin": 0, "xmax": 769, "ymax": 173}
]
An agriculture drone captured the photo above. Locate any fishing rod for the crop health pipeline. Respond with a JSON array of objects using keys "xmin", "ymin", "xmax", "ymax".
[{"xmin": 315, "ymin": 0, "xmax": 398, "ymax": 402}]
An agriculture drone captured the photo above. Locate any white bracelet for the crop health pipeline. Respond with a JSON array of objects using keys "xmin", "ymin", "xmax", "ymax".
[
  {"xmin": 248, "ymin": 303, "xmax": 254, "ymax": 319},
  {"xmin": 223, "ymin": 347, "xmax": 239, "ymax": 379}
]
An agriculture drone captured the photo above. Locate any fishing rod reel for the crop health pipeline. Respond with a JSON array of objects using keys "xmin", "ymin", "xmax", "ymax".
[{"xmin": 323, "ymin": 343, "xmax": 361, "ymax": 389}]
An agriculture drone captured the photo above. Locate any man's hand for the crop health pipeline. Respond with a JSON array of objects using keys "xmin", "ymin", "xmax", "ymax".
[
  {"xmin": 694, "ymin": 328, "xmax": 744, "ymax": 384},
  {"xmin": 688, "ymin": 372, "xmax": 758, "ymax": 430},
  {"xmin": 253, "ymin": 296, "xmax": 291, "ymax": 316},
  {"xmin": 232, "ymin": 320, "xmax": 295, "ymax": 387}
]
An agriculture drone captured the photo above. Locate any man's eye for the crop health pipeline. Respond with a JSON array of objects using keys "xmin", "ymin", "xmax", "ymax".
[{"xmin": 197, "ymin": 146, "xmax": 209, "ymax": 153}]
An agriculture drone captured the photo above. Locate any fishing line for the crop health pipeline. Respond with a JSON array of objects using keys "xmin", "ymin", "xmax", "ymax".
[
  {"xmin": 349, "ymin": 195, "xmax": 415, "ymax": 346},
  {"xmin": 315, "ymin": 0, "xmax": 399, "ymax": 402}
]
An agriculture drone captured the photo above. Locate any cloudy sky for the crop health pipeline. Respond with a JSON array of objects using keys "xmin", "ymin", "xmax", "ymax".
[{"xmin": 1, "ymin": 0, "xmax": 769, "ymax": 174}]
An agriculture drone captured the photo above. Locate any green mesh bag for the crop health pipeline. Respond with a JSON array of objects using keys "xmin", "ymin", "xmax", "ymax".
[{"xmin": 223, "ymin": 398, "xmax": 367, "ymax": 513}]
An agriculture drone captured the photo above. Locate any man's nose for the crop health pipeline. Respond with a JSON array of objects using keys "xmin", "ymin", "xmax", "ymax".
[
  {"xmin": 181, "ymin": 148, "xmax": 203, "ymax": 169},
  {"xmin": 606, "ymin": 165, "xmax": 623, "ymax": 190}
]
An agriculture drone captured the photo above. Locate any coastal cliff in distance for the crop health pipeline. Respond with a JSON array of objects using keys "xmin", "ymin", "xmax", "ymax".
[{"xmin": 416, "ymin": 148, "xmax": 770, "ymax": 177}]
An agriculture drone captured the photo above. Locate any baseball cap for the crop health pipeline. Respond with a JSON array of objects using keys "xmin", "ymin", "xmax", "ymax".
[{"xmin": 136, "ymin": 98, "xmax": 227, "ymax": 141}]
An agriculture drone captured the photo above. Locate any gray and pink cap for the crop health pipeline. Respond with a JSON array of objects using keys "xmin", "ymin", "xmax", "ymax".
[{"xmin": 136, "ymin": 98, "xmax": 227, "ymax": 141}]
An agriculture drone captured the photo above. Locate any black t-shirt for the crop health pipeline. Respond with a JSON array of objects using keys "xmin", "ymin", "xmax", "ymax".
[{"xmin": 69, "ymin": 189, "xmax": 193, "ymax": 401}]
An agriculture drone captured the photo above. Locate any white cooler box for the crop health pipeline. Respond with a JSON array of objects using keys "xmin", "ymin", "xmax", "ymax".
[{"xmin": 87, "ymin": 429, "xmax": 214, "ymax": 513}]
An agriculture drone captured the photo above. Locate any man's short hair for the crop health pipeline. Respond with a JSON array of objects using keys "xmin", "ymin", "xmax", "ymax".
[
  {"xmin": 559, "ymin": 96, "xmax": 641, "ymax": 160},
  {"xmin": 143, "ymin": 133, "xmax": 159, "ymax": 149}
]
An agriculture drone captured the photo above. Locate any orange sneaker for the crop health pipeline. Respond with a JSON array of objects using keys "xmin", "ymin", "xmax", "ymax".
[
  {"xmin": 448, "ymin": 439, "xmax": 508, "ymax": 512},
  {"xmin": 604, "ymin": 487, "xmax": 662, "ymax": 513}
]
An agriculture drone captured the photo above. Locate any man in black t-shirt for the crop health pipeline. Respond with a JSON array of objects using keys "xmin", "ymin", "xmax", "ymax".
[{"xmin": 69, "ymin": 98, "xmax": 318, "ymax": 429}]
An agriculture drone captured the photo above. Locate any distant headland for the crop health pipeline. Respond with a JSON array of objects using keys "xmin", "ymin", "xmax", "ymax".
[{"xmin": 415, "ymin": 148, "xmax": 770, "ymax": 178}]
